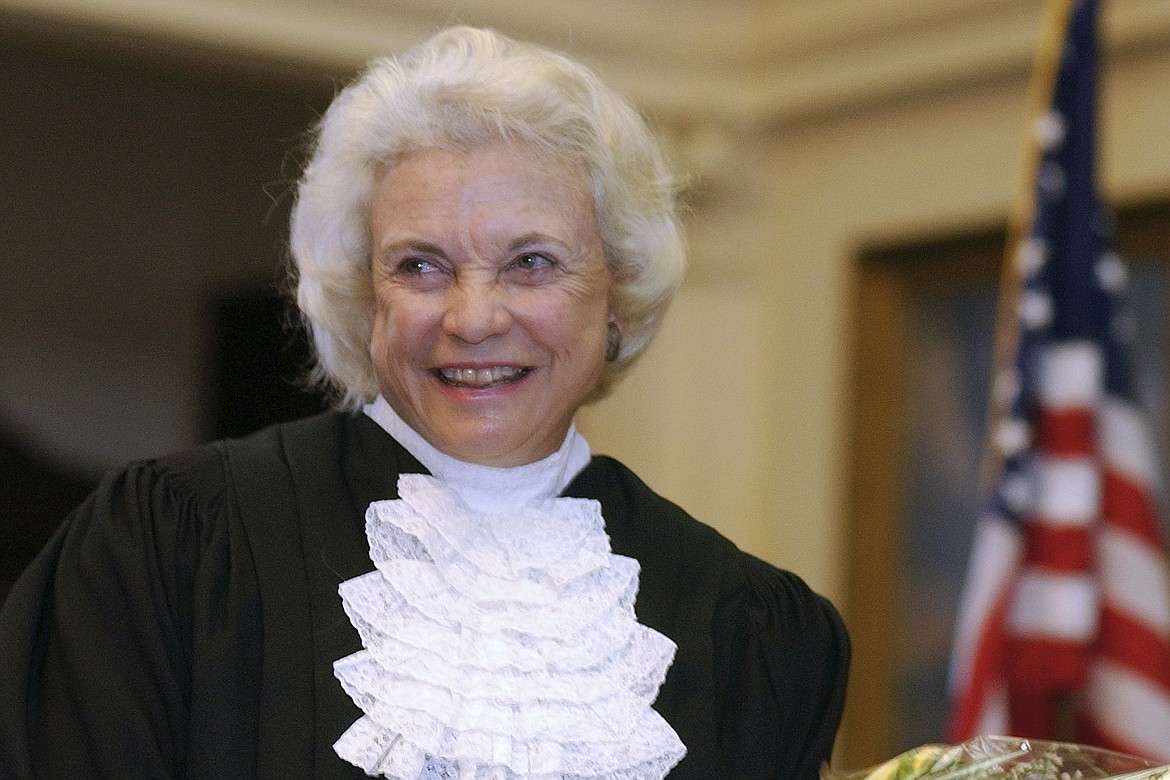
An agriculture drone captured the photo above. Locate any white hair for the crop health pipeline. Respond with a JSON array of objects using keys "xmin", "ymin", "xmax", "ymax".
[{"xmin": 290, "ymin": 26, "xmax": 685, "ymax": 410}]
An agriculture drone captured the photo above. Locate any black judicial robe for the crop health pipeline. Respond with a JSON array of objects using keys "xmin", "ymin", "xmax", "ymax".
[{"xmin": 0, "ymin": 411, "xmax": 849, "ymax": 780}]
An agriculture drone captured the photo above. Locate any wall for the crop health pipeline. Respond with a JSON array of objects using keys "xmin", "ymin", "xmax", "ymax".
[{"xmin": 0, "ymin": 41, "xmax": 330, "ymax": 474}]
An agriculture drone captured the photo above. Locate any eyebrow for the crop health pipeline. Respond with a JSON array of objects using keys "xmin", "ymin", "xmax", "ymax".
[
  {"xmin": 374, "ymin": 232, "xmax": 576, "ymax": 262},
  {"xmin": 375, "ymin": 239, "xmax": 447, "ymax": 258},
  {"xmin": 507, "ymin": 232, "xmax": 572, "ymax": 253}
]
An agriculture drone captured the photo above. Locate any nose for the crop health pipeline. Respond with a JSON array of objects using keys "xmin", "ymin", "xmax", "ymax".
[{"xmin": 442, "ymin": 276, "xmax": 512, "ymax": 344}]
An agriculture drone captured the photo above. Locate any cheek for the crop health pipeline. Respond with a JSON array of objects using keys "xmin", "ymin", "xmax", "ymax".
[
  {"xmin": 532, "ymin": 296, "xmax": 609, "ymax": 357},
  {"xmin": 369, "ymin": 291, "xmax": 426, "ymax": 359},
  {"xmin": 374, "ymin": 295, "xmax": 451, "ymax": 367},
  {"xmin": 368, "ymin": 291, "xmax": 392, "ymax": 347},
  {"xmin": 372, "ymin": 284, "xmax": 430, "ymax": 326}
]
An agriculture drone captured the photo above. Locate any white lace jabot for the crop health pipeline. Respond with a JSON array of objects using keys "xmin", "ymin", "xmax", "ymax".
[{"xmin": 331, "ymin": 399, "xmax": 686, "ymax": 779}]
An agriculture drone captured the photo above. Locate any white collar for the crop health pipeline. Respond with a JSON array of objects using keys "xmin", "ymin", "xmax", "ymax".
[{"xmin": 362, "ymin": 395, "xmax": 593, "ymax": 514}]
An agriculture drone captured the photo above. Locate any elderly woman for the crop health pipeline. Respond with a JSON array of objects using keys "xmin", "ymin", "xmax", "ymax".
[{"xmin": 0, "ymin": 26, "xmax": 848, "ymax": 780}]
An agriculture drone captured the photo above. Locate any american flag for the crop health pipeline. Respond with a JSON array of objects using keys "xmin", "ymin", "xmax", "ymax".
[{"xmin": 946, "ymin": 0, "xmax": 1170, "ymax": 759}]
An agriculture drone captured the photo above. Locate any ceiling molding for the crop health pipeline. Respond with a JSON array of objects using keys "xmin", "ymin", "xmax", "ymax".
[{"xmin": 3, "ymin": 0, "xmax": 1169, "ymax": 126}]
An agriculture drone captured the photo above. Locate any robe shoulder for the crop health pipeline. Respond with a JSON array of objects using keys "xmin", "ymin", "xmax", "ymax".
[
  {"xmin": 0, "ymin": 411, "xmax": 378, "ymax": 779},
  {"xmin": 0, "ymin": 437, "xmax": 259, "ymax": 778},
  {"xmin": 567, "ymin": 455, "xmax": 851, "ymax": 780}
]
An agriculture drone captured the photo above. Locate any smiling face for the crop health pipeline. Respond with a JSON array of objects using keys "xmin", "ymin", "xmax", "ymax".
[{"xmin": 366, "ymin": 141, "xmax": 613, "ymax": 467}]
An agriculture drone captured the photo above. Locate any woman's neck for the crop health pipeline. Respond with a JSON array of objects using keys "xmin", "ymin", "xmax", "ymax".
[{"xmin": 363, "ymin": 396, "xmax": 592, "ymax": 513}]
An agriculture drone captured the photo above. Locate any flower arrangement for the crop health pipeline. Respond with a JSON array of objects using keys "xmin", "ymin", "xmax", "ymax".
[{"xmin": 827, "ymin": 737, "xmax": 1170, "ymax": 780}]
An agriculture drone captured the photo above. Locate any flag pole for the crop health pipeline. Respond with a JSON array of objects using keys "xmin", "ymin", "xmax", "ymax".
[{"xmin": 979, "ymin": 0, "xmax": 1078, "ymax": 494}]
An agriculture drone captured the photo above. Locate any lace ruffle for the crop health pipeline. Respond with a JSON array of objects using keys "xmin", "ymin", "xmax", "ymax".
[{"xmin": 334, "ymin": 474, "xmax": 686, "ymax": 779}]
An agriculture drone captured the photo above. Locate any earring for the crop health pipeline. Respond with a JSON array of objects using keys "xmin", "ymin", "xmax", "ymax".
[{"xmin": 605, "ymin": 322, "xmax": 621, "ymax": 362}]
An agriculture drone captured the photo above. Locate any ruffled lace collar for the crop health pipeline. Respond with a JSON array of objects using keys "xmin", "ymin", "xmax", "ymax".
[{"xmin": 333, "ymin": 400, "xmax": 687, "ymax": 778}]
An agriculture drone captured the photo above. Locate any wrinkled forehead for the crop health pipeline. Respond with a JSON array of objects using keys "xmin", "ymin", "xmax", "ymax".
[
  {"xmin": 367, "ymin": 141, "xmax": 601, "ymax": 250},
  {"xmin": 365, "ymin": 136, "xmax": 611, "ymax": 264}
]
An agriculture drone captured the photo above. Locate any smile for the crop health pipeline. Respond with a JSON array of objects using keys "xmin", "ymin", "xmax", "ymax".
[{"xmin": 435, "ymin": 366, "xmax": 530, "ymax": 388}]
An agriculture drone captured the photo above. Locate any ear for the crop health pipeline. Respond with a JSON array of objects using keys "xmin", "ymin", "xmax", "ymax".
[
  {"xmin": 605, "ymin": 320, "xmax": 622, "ymax": 363},
  {"xmin": 606, "ymin": 291, "xmax": 618, "ymax": 326},
  {"xmin": 606, "ymin": 308, "xmax": 621, "ymax": 339}
]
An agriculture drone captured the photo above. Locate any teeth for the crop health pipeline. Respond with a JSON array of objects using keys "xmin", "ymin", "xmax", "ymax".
[{"xmin": 439, "ymin": 366, "xmax": 524, "ymax": 386}]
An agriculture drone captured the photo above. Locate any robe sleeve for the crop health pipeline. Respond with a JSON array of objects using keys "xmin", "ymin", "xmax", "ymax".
[
  {"xmin": 0, "ymin": 448, "xmax": 263, "ymax": 779},
  {"xmin": 711, "ymin": 555, "xmax": 851, "ymax": 780}
]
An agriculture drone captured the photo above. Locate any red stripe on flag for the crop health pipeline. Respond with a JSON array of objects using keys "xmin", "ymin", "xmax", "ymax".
[
  {"xmin": 1034, "ymin": 407, "xmax": 1094, "ymax": 456},
  {"xmin": 1101, "ymin": 468, "xmax": 1166, "ymax": 548},
  {"xmin": 1021, "ymin": 522, "xmax": 1093, "ymax": 572},
  {"xmin": 1007, "ymin": 636, "xmax": 1089, "ymax": 692},
  {"xmin": 1097, "ymin": 604, "xmax": 1170, "ymax": 688}
]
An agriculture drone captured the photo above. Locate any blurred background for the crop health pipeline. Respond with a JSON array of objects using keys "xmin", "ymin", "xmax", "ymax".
[{"xmin": 2, "ymin": 0, "xmax": 1170, "ymax": 767}]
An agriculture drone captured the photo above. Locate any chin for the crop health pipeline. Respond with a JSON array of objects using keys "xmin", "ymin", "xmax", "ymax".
[{"xmin": 449, "ymin": 434, "xmax": 545, "ymax": 468}]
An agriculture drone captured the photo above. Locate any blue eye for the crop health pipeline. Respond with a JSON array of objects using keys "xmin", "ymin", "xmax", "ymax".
[
  {"xmin": 513, "ymin": 253, "xmax": 551, "ymax": 270},
  {"xmin": 399, "ymin": 258, "xmax": 436, "ymax": 275}
]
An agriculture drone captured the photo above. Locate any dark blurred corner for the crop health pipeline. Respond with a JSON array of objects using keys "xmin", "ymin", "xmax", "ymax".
[
  {"xmin": 0, "ymin": 12, "xmax": 339, "ymax": 604},
  {"xmin": 210, "ymin": 285, "xmax": 329, "ymax": 440}
]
